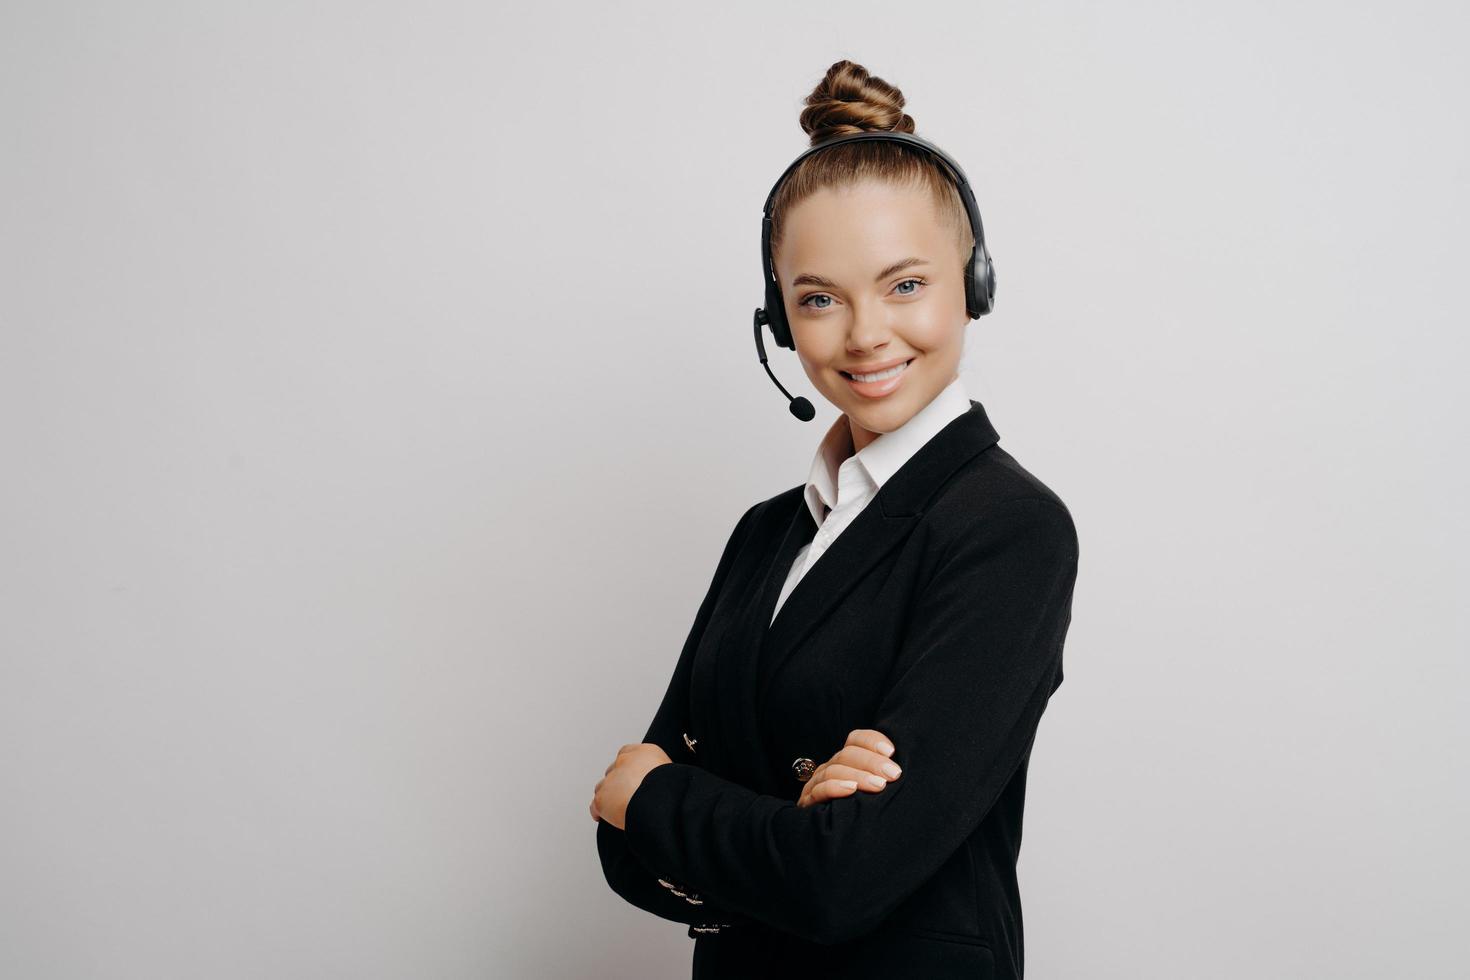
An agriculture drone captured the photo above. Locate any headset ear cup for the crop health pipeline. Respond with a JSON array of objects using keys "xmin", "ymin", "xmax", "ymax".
[
  {"xmin": 773, "ymin": 309, "xmax": 793, "ymax": 350},
  {"xmin": 971, "ymin": 245, "xmax": 995, "ymax": 316},
  {"xmin": 966, "ymin": 247, "xmax": 986, "ymax": 318},
  {"xmin": 984, "ymin": 247, "xmax": 996, "ymax": 313},
  {"xmin": 963, "ymin": 252, "xmax": 974, "ymax": 318},
  {"xmin": 765, "ymin": 283, "xmax": 794, "ymax": 349}
]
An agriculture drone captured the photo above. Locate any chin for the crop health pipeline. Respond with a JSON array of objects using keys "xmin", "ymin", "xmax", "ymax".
[{"xmin": 848, "ymin": 401, "xmax": 907, "ymax": 431}]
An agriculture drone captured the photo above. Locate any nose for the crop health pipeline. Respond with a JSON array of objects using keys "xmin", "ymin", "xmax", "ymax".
[{"xmin": 845, "ymin": 301, "xmax": 894, "ymax": 356}]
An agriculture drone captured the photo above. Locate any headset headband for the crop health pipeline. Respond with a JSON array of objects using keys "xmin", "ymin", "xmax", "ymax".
[{"xmin": 760, "ymin": 130, "xmax": 986, "ymax": 247}]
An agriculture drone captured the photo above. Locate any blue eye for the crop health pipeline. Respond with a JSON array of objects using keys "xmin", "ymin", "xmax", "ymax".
[{"xmin": 797, "ymin": 278, "xmax": 926, "ymax": 310}]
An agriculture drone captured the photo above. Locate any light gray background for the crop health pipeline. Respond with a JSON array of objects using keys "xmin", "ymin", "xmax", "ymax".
[{"xmin": 3, "ymin": 1, "xmax": 1466, "ymax": 977}]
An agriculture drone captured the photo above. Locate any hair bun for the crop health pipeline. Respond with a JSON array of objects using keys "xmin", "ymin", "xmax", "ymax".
[{"xmin": 798, "ymin": 59, "xmax": 916, "ymax": 145}]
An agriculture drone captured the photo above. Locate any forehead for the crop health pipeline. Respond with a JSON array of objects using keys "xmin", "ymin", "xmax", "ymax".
[{"xmin": 778, "ymin": 180, "xmax": 950, "ymax": 269}]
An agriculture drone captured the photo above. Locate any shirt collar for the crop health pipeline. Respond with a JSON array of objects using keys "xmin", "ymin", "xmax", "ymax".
[{"xmin": 802, "ymin": 374, "xmax": 972, "ymax": 527}]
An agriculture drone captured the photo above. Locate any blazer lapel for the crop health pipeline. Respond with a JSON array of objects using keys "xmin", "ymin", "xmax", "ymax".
[
  {"xmin": 755, "ymin": 399, "xmax": 1002, "ymax": 718},
  {"xmin": 712, "ymin": 491, "xmax": 816, "ymax": 787}
]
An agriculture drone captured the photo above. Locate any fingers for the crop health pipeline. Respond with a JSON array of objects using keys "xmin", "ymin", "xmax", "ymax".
[
  {"xmin": 605, "ymin": 742, "xmax": 640, "ymax": 775},
  {"xmin": 797, "ymin": 775, "xmax": 860, "ymax": 808},
  {"xmin": 800, "ymin": 730, "xmax": 903, "ymax": 805},
  {"xmin": 797, "ymin": 760, "xmax": 899, "ymax": 808},
  {"xmin": 821, "ymin": 762, "xmax": 893, "ymax": 791},
  {"xmin": 844, "ymin": 729, "xmax": 896, "ymax": 757},
  {"xmin": 822, "ymin": 745, "xmax": 904, "ymax": 783}
]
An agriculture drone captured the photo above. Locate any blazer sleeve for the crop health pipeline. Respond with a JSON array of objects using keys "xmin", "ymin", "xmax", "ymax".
[
  {"xmin": 595, "ymin": 501, "xmax": 763, "ymax": 931},
  {"xmin": 619, "ymin": 496, "xmax": 1080, "ymax": 946}
]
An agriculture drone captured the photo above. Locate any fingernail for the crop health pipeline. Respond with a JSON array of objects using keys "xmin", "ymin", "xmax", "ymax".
[
  {"xmin": 865, "ymin": 774, "xmax": 886, "ymax": 788},
  {"xmin": 878, "ymin": 741, "xmax": 894, "ymax": 756},
  {"xmin": 838, "ymin": 779, "xmax": 859, "ymax": 790},
  {"xmin": 882, "ymin": 761, "xmax": 902, "ymax": 779}
]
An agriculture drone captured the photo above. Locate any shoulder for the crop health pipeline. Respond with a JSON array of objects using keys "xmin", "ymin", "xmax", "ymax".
[
  {"xmin": 741, "ymin": 482, "xmax": 806, "ymax": 531},
  {"xmin": 713, "ymin": 484, "xmax": 803, "ymax": 557},
  {"xmin": 925, "ymin": 444, "xmax": 1079, "ymax": 558}
]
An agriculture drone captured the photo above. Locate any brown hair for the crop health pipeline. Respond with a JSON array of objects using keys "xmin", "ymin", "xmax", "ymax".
[{"xmin": 768, "ymin": 60, "xmax": 975, "ymax": 271}]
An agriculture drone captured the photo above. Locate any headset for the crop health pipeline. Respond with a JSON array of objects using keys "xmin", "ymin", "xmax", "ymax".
[{"xmin": 751, "ymin": 130, "xmax": 996, "ymax": 421}]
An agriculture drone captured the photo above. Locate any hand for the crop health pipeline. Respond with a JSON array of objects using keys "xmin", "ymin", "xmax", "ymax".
[
  {"xmin": 796, "ymin": 729, "xmax": 902, "ymax": 808},
  {"xmin": 590, "ymin": 742, "xmax": 674, "ymax": 831}
]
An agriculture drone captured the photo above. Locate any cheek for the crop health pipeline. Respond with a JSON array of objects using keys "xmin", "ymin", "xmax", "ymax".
[
  {"xmin": 907, "ymin": 316, "xmax": 962, "ymax": 354},
  {"xmin": 791, "ymin": 326, "xmax": 837, "ymax": 364}
]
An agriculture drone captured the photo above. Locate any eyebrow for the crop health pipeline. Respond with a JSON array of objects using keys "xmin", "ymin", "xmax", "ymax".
[{"xmin": 791, "ymin": 256, "xmax": 931, "ymax": 290}]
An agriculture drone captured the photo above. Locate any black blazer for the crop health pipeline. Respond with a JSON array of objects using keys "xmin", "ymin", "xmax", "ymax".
[{"xmin": 596, "ymin": 399, "xmax": 1079, "ymax": 980}]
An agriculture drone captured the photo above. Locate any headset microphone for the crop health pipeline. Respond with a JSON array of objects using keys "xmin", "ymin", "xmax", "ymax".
[{"xmin": 752, "ymin": 307, "xmax": 815, "ymax": 421}]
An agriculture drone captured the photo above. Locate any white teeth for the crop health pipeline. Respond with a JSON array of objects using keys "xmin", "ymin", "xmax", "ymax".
[{"xmin": 848, "ymin": 361, "xmax": 909, "ymax": 383}]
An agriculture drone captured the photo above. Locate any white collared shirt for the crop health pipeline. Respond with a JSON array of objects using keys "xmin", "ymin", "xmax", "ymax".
[{"xmin": 770, "ymin": 375, "xmax": 972, "ymax": 624}]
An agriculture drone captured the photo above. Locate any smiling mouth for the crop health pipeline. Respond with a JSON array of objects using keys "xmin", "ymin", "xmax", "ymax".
[{"xmin": 840, "ymin": 358, "xmax": 914, "ymax": 381}]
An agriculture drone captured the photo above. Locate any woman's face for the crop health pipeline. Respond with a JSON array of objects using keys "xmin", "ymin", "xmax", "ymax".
[{"xmin": 774, "ymin": 179, "xmax": 970, "ymax": 452}]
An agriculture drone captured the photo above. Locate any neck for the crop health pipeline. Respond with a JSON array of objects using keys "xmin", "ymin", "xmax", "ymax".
[{"xmin": 848, "ymin": 418, "xmax": 879, "ymax": 454}]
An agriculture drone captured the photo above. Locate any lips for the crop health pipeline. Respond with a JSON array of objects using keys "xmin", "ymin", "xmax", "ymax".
[
  {"xmin": 840, "ymin": 357, "xmax": 913, "ymax": 399},
  {"xmin": 839, "ymin": 357, "xmax": 914, "ymax": 380}
]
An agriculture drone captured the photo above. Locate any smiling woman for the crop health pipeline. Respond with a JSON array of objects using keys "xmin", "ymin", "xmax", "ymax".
[
  {"xmin": 592, "ymin": 59, "xmax": 1078, "ymax": 980},
  {"xmin": 778, "ymin": 169, "xmax": 973, "ymax": 450}
]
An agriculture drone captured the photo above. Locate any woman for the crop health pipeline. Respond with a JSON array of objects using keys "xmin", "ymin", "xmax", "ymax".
[{"xmin": 590, "ymin": 60, "xmax": 1079, "ymax": 980}]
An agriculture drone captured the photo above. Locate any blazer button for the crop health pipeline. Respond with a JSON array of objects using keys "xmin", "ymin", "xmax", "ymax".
[
  {"xmin": 683, "ymin": 732, "xmax": 698, "ymax": 753},
  {"xmin": 792, "ymin": 757, "xmax": 815, "ymax": 782}
]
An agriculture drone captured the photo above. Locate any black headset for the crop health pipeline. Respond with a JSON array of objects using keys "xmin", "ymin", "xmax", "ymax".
[{"xmin": 751, "ymin": 130, "xmax": 996, "ymax": 421}]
